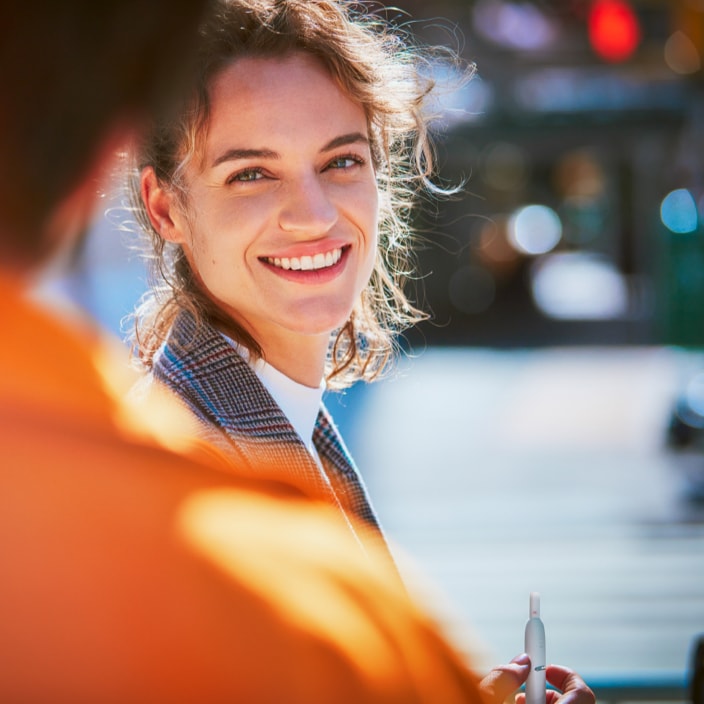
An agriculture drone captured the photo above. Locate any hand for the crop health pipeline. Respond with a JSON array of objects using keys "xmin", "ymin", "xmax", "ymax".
[
  {"xmin": 479, "ymin": 653, "xmax": 531, "ymax": 704},
  {"xmin": 480, "ymin": 656, "xmax": 595, "ymax": 704},
  {"xmin": 539, "ymin": 665, "xmax": 595, "ymax": 704}
]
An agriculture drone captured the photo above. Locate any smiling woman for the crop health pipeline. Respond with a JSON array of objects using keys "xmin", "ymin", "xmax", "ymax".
[
  {"xmin": 142, "ymin": 53, "xmax": 379, "ymax": 388},
  {"xmin": 123, "ymin": 5, "xmax": 598, "ymax": 698},
  {"xmin": 126, "ymin": 0, "xmax": 463, "ymax": 539}
]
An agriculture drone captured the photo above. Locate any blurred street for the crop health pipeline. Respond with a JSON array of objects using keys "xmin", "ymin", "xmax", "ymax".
[{"xmin": 330, "ymin": 345, "xmax": 704, "ymax": 685}]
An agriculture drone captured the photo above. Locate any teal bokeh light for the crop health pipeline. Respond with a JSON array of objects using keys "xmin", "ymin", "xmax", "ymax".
[{"xmin": 660, "ymin": 188, "xmax": 698, "ymax": 234}]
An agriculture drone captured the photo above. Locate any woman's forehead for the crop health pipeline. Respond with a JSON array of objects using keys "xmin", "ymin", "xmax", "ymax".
[{"xmin": 202, "ymin": 54, "xmax": 367, "ymax": 152}]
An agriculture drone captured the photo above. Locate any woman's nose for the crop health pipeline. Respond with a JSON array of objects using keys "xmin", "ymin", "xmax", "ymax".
[{"xmin": 278, "ymin": 175, "xmax": 338, "ymax": 236}]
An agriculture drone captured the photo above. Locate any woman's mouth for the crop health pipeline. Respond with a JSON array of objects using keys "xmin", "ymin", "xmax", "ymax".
[{"xmin": 263, "ymin": 247, "xmax": 344, "ymax": 271}]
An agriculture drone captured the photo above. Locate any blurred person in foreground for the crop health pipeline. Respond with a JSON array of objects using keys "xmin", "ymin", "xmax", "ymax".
[{"xmin": 0, "ymin": 1, "xmax": 594, "ymax": 702}]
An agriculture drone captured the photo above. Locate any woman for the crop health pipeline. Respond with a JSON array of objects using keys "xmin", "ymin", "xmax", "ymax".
[
  {"xmin": 129, "ymin": 0, "xmax": 456, "ymax": 538},
  {"xmin": 127, "ymin": 4, "xmax": 598, "ymax": 701}
]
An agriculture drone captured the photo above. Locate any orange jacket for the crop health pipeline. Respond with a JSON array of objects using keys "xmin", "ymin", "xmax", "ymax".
[{"xmin": 0, "ymin": 275, "xmax": 485, "ymax": 703}]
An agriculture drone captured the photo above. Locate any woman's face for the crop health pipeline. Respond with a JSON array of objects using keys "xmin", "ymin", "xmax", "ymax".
[{"xmin": 166, "ymin": 52, "xmax": 378, "ymax": 357}]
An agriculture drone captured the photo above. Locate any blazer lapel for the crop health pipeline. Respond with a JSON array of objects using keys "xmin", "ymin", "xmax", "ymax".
[
  {"xmin": 153, "ymin": 312, "xmax": 334, "ymax": 494},
  {"xmin": 155, "ymin": 313, "xmax": 382, "ymax": 515},
  {"xmin": 314, "ymin": 406, "xmax": 382, "ymax": 531}
]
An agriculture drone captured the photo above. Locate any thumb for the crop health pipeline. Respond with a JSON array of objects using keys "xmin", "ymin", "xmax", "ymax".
[{"xmin": 480, "ymin": 654, "xmax": 531, "ymax": 704}]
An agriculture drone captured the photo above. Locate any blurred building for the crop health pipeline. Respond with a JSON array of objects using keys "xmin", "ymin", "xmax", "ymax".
[{"xmin": 390, "ymin": 0, "xmax": 704, "ymax": 349}]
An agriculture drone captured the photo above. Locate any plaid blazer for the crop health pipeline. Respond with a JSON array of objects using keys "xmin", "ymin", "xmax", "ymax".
[{"xmin": 151, "ymin": 310, "xmax": 384, "ymax": 534}]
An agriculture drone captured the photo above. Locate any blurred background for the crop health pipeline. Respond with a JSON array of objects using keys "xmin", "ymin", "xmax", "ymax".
[
  {"xmin": 401, "ymin": 0, "xmax": 704, "ymax": 351},
  {"xmin": 40, "ymin": 0, "xmax": 704, "ymax": 698}
]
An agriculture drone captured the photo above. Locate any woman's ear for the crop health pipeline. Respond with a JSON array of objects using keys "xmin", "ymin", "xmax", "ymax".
[{"xmin": 141, "ymin": 167, "xmax": 187, "ymax": 244}]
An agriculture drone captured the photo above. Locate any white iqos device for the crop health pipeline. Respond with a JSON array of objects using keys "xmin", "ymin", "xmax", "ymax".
[{"xmin": 524, "ymin": 591, "xmax": 546, "ymax": 704}]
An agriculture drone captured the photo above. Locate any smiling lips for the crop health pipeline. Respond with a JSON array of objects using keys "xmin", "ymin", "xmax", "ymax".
[{"xmin": 264, "ymin": 247, "xmax": 344, "ymax": 271}]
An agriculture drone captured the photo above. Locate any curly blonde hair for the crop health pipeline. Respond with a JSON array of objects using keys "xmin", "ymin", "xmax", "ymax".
[{"xmin": 128, "ymin": 0, "xmax": 469, "ymax": 389}]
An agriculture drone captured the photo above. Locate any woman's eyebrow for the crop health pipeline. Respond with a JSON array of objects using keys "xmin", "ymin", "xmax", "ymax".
[
  {"xmin": 212, "ymin": 147, "xmax": 279, "ymax": 168},
  {"xmin": 321, "ymin": 132, "xmax": 368, "ymax": 152},
  {"xmin": 211, "ymin": 132, "xmax": 368, "ymax": 168}
]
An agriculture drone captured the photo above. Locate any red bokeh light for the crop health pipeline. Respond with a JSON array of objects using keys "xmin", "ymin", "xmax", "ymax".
[{"xmin": 588, "ymin": 0, "xmax": 641, "ymax": 62}]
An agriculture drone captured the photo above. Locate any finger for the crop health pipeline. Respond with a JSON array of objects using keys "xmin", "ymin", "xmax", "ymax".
[
  {"xmin": 480, "ymin": 654, "xmax": 532, "ymax": 704},
  {"xmin": 546, "ymin": 664, "xmax": 595, "ymax": 704},
  {"xmin": 546, "ymin": 691, "xmax": 561, "ymax": 704}
]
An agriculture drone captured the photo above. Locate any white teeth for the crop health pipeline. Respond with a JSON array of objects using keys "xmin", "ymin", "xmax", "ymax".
[{"xmin": 266, "ymin": 248, "xmax": 342, "ymax": 271}]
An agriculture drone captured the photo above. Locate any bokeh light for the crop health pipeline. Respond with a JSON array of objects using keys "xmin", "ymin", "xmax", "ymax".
[
  {"xmin": 553, "ymin": 149, "xmax": 606, "ymax": 201},
  {"xmin": 664, "ymin": 30, "xmax": 701, "ymax": 75},
  {"xmin": 588, "ymin": 0, "xmax": 641, "ymax": 63},
  {"xmin": 508, "ymin": 204, "xmax": 562, "ymax": 255},
  {"xmin": 531, "ymin": 252, "xmax": 629, "ymax": 320},
  {"xmin": 476, "ymin": 216, "xmax": 520, "ymax": 266},
  {"xmin": 661, "ymin": 188, "xmax": 698, "ymax": 234},
  {"xmin": 473, "ymin": 0, "xmax": 556, "ymax": 52}
]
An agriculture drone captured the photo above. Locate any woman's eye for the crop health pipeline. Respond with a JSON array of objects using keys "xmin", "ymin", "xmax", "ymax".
[
  {"xmin": 229, "ymin": 168, "xmax": 264, "ymax": 183},
  {"xmin": 327, "ymin": 155, "xmax": 363, "ymax": 170}
]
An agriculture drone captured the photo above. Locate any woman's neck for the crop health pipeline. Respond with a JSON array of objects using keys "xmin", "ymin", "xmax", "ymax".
[
  {"xmin": 261, "ymin": 337, "xmax": 328, "ymax": 388},
  {"xmin": 214, "ymin": 309, "xmax": 330, "ymax": 387}
]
